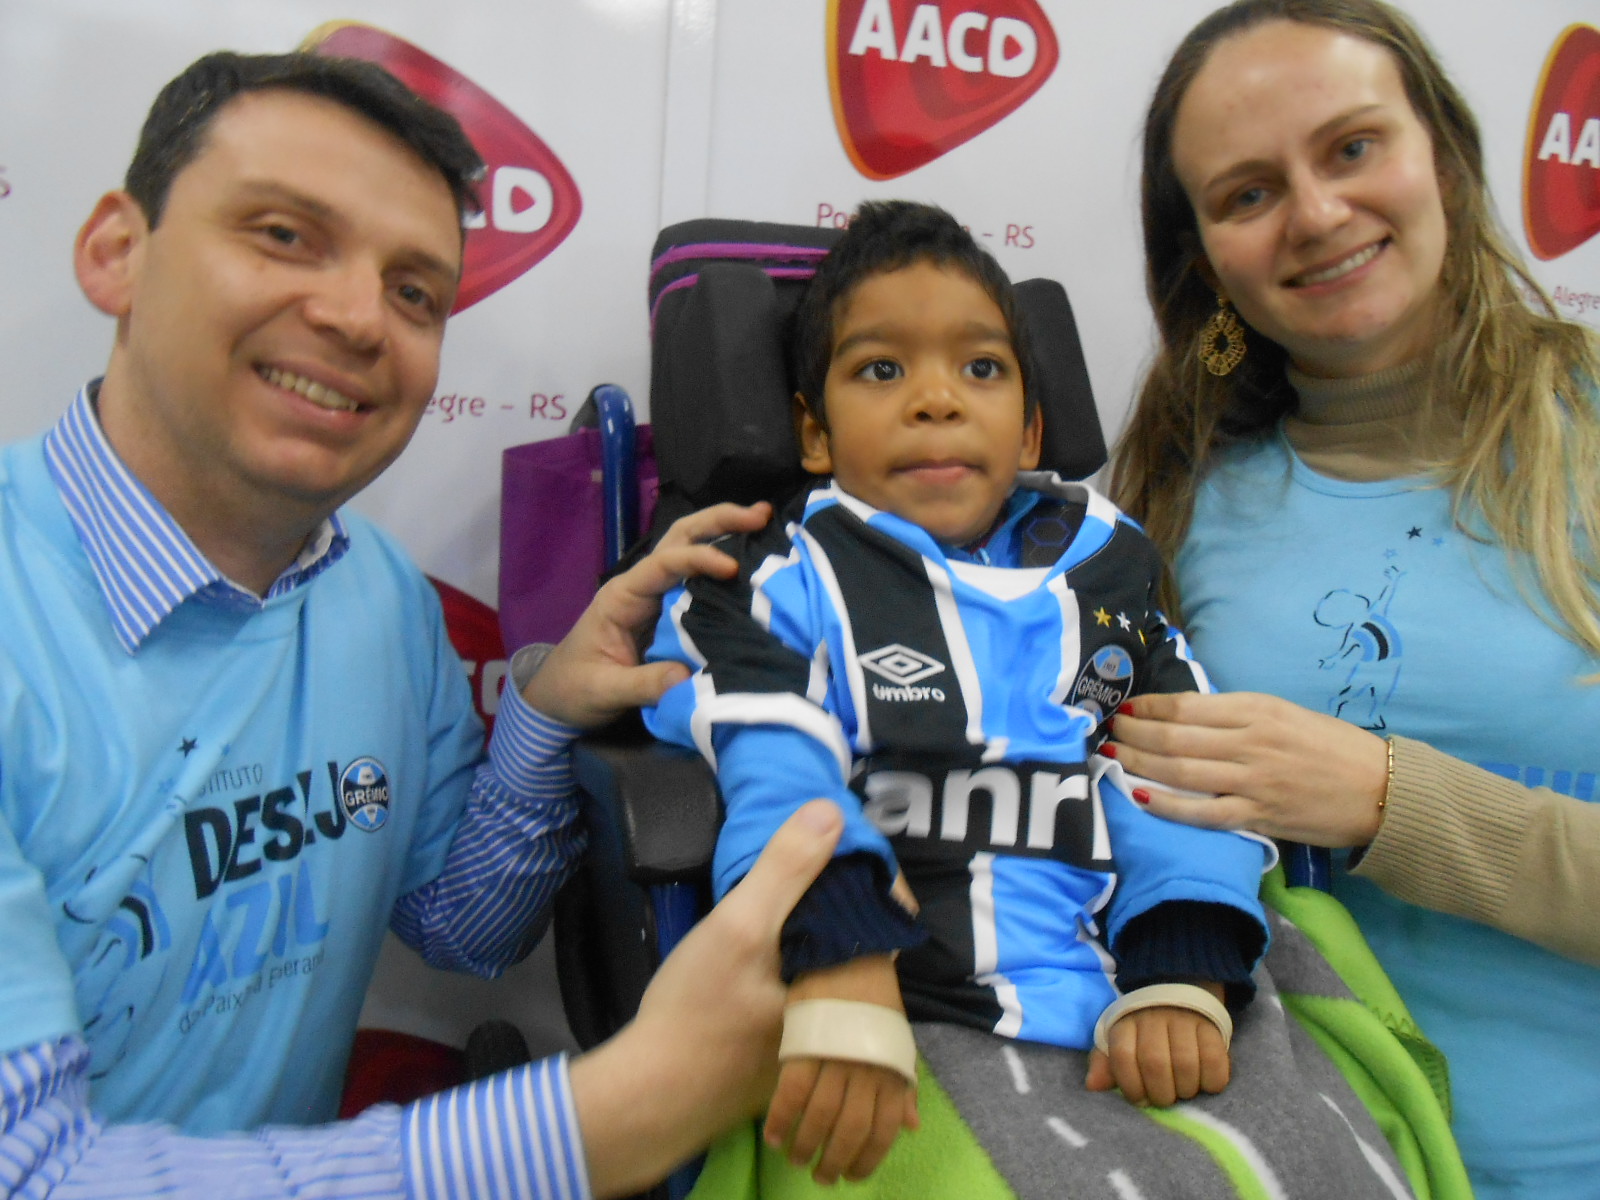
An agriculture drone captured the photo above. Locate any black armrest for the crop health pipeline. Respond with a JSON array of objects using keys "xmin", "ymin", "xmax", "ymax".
[
  {"xmin": 554, "ymin": 722, "xmax": 721, "ymax": 1051},
  {"xmin": 571, "ymin": 730, "xmax": 722, "ymax": 885}
]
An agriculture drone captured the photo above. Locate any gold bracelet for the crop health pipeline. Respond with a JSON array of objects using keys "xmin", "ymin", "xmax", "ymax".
[{"xmin": 1378, "ymin": 735, "xmax": 1395, "ymax": 815}]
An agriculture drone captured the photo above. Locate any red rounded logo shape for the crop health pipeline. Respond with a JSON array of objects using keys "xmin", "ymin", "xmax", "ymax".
[
  {"xmin": 304, "ymin": 23, "xmax": 582, "ymax": 311},
  {"xmin": 429, "ymin": 576, "xmax": 508, "ymax": 738},
  {"xmin": 828, "ymin": 0, "xmax": 1059, "ymax": 180},
  {"xmin": 1524, "ymin": 24, "xmax": 1600, "ymax": 261}
]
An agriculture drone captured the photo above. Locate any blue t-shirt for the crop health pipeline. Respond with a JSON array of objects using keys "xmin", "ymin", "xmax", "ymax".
[
  {"xmin": 0, "ymin": 432, "xmax": 481, "ymax": 1131},
  {"xmin": 1179, "ymin": 432, "xmax": 1600, "ymax": 1184}
]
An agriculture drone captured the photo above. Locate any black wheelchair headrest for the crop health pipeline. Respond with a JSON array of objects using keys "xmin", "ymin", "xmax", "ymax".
[{"xmin": 646, "ymin": 218, "xmax": 1105, "ymax": 516}]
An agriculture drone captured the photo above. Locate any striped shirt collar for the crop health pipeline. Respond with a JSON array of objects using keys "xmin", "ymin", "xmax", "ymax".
[{"xmin": 43, "ymin": 383, "xmax": 350, "ymax": 654}]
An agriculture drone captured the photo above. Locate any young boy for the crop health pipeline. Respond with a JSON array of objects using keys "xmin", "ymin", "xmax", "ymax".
[{"xmin": 645, "ymin": 202, "xmax": 1273, "ymax": 1183}]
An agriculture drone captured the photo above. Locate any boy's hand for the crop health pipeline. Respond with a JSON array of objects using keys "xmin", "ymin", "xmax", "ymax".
[
  {"xmin": 764, "ymin": 955, "xmax": 920, "ymax": 1184},
  {"xmin": 1084, "ymin": 983, "xmax": 1231, "ymax": 1107}
]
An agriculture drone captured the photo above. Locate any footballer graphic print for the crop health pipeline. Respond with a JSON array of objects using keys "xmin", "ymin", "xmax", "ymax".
[{"xmin": 1314, "ymin": 564, "xmax": 1405, "ymax": 731}]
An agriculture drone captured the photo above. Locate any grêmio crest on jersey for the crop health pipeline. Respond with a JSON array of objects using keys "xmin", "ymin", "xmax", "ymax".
[{"xmin": 1067, "ymin": 642, "xmax": 1135, "ymax": 724}]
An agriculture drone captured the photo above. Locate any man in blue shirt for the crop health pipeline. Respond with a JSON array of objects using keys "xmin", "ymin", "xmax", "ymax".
[{"xmin": 0, "ymin": 48, "xmax": 817, "ymax": 1200}]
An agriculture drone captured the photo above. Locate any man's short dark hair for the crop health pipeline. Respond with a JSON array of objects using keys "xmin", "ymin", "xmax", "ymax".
[
  {"xmin": 125, "ymin": 50, "xmax": 484, "ymax": 227},
  {"xmin": 791, "ymin": 200, "xmax": 1034, "ymax": 427}
]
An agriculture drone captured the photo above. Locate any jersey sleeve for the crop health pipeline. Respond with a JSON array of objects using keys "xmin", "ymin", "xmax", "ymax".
[
  {"xmin": 1101, "ymin": 531, "xmax": 1274, "ymax": 992},
  {"xmin": 643, "ymin": 514, "xmax": 900, "ymax": 900},
  {"xmin": 1127, "ymin": 527, "xmax": 1214, "ymax": 698}
]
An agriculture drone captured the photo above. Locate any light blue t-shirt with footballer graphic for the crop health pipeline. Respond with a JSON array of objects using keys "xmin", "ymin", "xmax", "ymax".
[{"xmin": 1178, "ymin": 432, "xmax": 1600, "ymax": 1195}]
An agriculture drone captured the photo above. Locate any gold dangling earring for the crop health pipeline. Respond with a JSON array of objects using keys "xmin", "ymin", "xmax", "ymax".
[{"xmin": 1199, "ymin": 294, "xmax": 1247, "ymax": 377}]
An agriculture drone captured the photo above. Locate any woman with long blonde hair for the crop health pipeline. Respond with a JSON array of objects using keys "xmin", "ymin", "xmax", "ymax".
[{"xmin": 1107, "ymin": 1, "xmax": 1600, "ymax": 1194}]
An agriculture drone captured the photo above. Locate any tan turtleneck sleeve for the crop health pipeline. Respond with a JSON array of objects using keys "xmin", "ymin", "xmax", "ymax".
[
  {"xmin": 1280, "ymin": 364, "xmax": 1600, "ymax": 965},
  {"xmin": 1359, "ymin": 736, "xmax": 1600, "ymax": 965}
]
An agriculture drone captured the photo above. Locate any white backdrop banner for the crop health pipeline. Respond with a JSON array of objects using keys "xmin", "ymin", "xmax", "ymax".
[{"xmin": 3, "ymin": 0, "xmax": 1597, "ymax": 1055}]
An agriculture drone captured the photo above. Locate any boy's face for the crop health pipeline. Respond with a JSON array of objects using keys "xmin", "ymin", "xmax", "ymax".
[{"xmin": 800, "ymin": 260, "xmax": 1041, "ymax": 546}]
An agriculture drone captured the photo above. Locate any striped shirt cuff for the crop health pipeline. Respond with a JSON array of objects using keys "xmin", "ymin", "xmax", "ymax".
[
  {"xmin": 2, "ymin": 1037, "xmax": 93, "ymax": 1200},
  {"xmin": 401, "ymin": 1054, "xmax": 590, "ymax": 1200},
  {"xmin": 3, "ymin": 1037, "xmax": 407, "ymax": 1200},
  {"xmin": 488, "ymin": 683, "xmax": 581, "ymax": 801}
]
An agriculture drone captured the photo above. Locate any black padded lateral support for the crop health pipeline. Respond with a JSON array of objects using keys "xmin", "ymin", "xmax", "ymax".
[
  {"xmin": 1014, "ymin": 278, "xmax": 1105, "ymax": 482},
  {"xmin": 652, "ymin": 263, "xmax": 810, "ymax": 506}
]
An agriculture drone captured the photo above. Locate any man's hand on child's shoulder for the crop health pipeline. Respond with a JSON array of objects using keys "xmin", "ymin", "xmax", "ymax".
[
  {"xmin": 1084, "ymin": 981, "xmax": 1232, "ymax": 1107},
  {"xmin": 764, "ymin": 954, "xmax": 920, "ymax": 1184}
]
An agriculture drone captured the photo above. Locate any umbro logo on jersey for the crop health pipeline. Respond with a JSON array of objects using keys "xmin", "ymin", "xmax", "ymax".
[
  {"xmin": 860, "ymin": 644, "xmax": 948, "ymax": 702},
  {"xmin": 860, "ymin": 643, "xmax": 946, "ymax": 684}
]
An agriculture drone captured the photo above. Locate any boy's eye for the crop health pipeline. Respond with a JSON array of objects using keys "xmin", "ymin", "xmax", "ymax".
[
  {"xmin": 262, "ymin": 223, "xmax": 301, "ymax": 246},
  {"xmin": 855, "ymin": 359, "xmax": 902, "ymax": 383},
  {"xmin": 965, "ymin": 356, "xmax": 1005, "ymax": 381}
]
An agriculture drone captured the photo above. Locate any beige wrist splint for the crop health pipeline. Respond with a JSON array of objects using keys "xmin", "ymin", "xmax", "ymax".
[
  {"xmin": 779, "ymin": 999, "xmax": 919, "ymax": 1084},
  {"xmin": 1092, "ymin": 983, "xmax": 1233, "ymax": 1055}
]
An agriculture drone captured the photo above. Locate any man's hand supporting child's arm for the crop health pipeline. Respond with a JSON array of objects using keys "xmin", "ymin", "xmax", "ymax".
[
  {"xmin": 764, "ymin": 954, "xmax": 921, "ymax": 1184},
  {"xmin": 1084, "ymin": 980, "xmax": 1231, "ymax": 1106}
]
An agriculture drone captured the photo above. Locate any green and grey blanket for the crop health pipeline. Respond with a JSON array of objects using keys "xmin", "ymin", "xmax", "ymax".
[{"xmin": 691, "ymin": 869, "xmax": 1470, "ymax": 1200}]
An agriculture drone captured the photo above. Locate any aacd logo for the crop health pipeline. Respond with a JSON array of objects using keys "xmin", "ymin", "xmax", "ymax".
[
  {"xmin": 828, "ymin": 0, "xmax": 1059, "ymax": 180},
  {"xmin": 304, "ymin": 23, "xmax": 582, "ymax": 310},
  {"xmin": 1524, "ymin": 24, "xmax": 1600, "ymax": 260}
]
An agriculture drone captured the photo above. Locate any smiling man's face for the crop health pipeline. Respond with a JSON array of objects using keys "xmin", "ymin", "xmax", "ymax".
[{"xmin": 85, "ymin": 86, "xmax": 463, "ymax": 539}]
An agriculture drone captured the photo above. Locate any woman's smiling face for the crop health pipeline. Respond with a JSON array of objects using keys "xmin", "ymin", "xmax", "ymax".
[{"xmin": 1172, "ymin": 20, "xmax": 1449, "ymax": 379}]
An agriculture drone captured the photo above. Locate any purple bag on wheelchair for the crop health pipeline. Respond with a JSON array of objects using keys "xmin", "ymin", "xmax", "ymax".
[{"xmin": 498, "ymin": 423, "xmax": 658, "ymax": 652}]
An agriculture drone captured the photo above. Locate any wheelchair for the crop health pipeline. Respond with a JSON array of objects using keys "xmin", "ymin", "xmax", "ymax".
[
  {"xmin": 511, "ymin": 218, "xmax": 1454, "ymax": 1200},
  {"xmin": 549, "ymin": 217, "xmax": 1107, "ymax": 1054}
]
